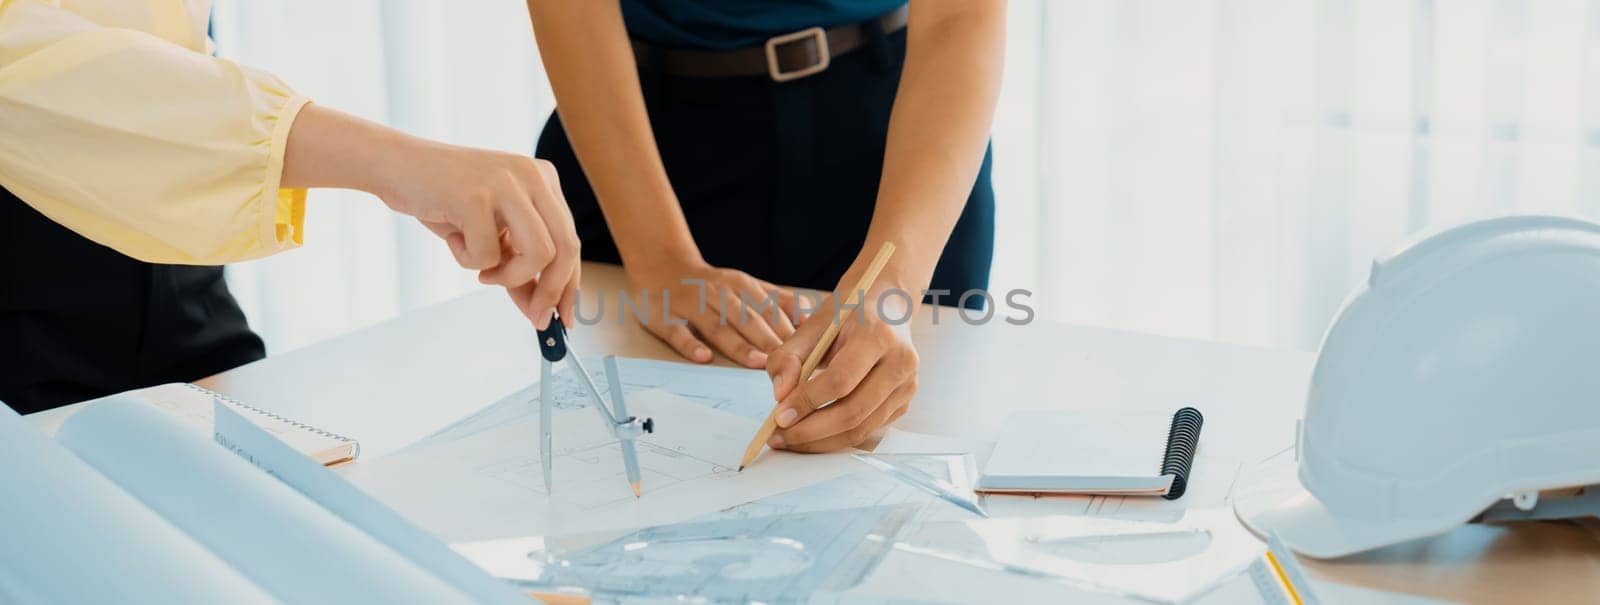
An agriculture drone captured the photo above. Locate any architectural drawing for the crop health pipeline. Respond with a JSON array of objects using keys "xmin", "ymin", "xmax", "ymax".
[
  {"xmin": 417, "ymin": 358, "xmax": 774, "ymax": 448},
  {"xmin": 343, "ymin": 389, "xmax": 861, "ymax": 542}
]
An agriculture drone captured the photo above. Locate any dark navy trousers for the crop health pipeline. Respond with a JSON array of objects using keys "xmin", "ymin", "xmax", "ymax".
[{"xmin": 536, "ymin": 27, "xmax": 995, "ymax": 307}]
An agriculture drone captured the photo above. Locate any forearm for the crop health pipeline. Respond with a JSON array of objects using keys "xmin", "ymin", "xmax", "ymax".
[
  {"xmin": 285, "ymin": 101, "xmax": 585, "ymax": 328},
  {"xmin": 859, "ymin": 0, "xmax": 1007, "ymax": 294},
  {"xmin": 280, "ymin": 103, "xmax": 414, "ymax": 196},
  {"xmin": 525, "ymin": 0, "xmax": 700, "ymax": 270}
]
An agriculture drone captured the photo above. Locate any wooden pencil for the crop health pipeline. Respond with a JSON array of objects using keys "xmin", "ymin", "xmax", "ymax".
[
  {"xmin": 738, "ymin": 241, "xmax": 897, "ymax": 470},
  {"xmin": 527, "ymin": 589, "xmax": 592, "ymax": 605}
]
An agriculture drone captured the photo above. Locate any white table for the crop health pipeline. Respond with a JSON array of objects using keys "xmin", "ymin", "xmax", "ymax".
[{"xmin": 30, "ymin": 262, "xmax": 1597, "ymax": 603}]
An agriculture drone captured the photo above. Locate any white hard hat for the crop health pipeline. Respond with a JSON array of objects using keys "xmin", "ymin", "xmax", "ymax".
[{"xmin": 1238, "ymin": 215, "xmax": 1600, "ymax": 558}]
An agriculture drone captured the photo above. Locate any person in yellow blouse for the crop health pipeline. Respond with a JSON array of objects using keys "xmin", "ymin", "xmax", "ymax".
[{"xmin": 0, "ymin": 0, "xmax": 582, "ymax": 413}]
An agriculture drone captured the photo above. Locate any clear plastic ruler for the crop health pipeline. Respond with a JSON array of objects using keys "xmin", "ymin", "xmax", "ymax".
[
  {"xmin": 527, "ymin": 504, "xmax": 919, "ymax": 604},
  {"xmin": 1228, "ymin": 532, "xmax": 1320, "ymax": 605}
]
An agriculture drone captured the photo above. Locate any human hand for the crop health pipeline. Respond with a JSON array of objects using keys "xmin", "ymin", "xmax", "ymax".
[
  {"xmin": 279, "ymin": 104, "xmax": 580, "ymax": 329},
  {"xmin": 627, "ymin": 259, "xmax": 798, "ymax": 368},
  {"xmin": 764, "ymin": 284, "xmax": 919, "ymax": 452},
  {"xmin": 377, "ymin": 139, "xmax": 581, "ymax": 330}
]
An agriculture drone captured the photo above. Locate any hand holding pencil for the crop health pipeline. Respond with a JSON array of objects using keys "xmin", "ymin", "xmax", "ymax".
[{"xmin": 741, "ymin": 242, "xmax": 916, "ymax": 466}]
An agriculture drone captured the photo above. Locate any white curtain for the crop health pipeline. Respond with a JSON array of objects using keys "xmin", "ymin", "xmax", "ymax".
[
  {"xmin": 992, "ymin": 0, "xmax": 1600, "ymax": 351},
  {"xmin": 214, "ymin": 0, "xmax": 1600, "ymax": 355},
  {"xmin": 211, "ymin": 1, "xmax": 553, "ymax": 353}
]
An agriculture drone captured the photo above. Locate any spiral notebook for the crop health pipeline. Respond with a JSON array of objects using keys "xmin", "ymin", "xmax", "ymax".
[
  {"xmin": 976, "ymin": 407, "xmax": 1203, "ymax": 500},
  {"xmin": 118, "ymin": 383, "xmax": 359, "ymax": 466}
]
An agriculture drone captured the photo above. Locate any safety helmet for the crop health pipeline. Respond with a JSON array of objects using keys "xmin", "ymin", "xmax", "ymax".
[{"xmin": 1238, "ymin": 215, "xmax": 1600, "ymax": 558}]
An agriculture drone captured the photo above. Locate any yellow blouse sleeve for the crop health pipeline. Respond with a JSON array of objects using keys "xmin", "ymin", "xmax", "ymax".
[{"xmin": 0, "ymin": 0, "xmax": 309, "ymax": 265}]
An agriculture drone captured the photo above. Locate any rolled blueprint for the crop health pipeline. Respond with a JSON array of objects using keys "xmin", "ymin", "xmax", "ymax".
[
  {"xmin": 55, "ymin": 397, "xmax": 476, "ymax": 604},
  {"xmin": 0, "ymin": 404, "xmax": 274, "ymax": 603},
  {"xmin": 211, "ymin": 398, "xmax": 528, "ymax": 603}
]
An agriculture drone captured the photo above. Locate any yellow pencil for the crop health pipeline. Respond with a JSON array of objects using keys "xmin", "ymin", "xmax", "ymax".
[
  {"xmin": 527, "ymin": 589, "xmax": 591, "ymax": 605},
  {"xmin": 738, "ymin": 241, "xmax": 897, "ymax": 470}
]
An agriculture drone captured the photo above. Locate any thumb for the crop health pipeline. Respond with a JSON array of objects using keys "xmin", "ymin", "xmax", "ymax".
[
  {"xmin": 767, "ymin": 308, "xmax": 830, "ymax": 401},
  {"xmin": 501, "ymin": 280, "xmax": 539, "ymax": 322}
]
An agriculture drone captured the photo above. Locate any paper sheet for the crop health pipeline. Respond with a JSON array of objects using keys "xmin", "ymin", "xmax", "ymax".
[
  {"xmin": 417, "ymin": 357, "xmax": 776, "ymax": 449},
  {"xmin": 0, "ymin": 405, "xmax": 273, "ymax": 603},
  {"xmin": 872, "ymin": 427, "xmax": 979, "ymax": 455},
  {"xmin": 894, "ymin": 508, "xmax": 1265, "ymax": 603},
  {"xmin": 981, "ymin": 411, "xmax": 1179, "ymax": 492},
  {"xmin": 345, "ymin": 388, "xmax": 864, "ymax": 542},
  {"xmin": 54, "ymin": 397, "xmax": 474, "ymax": 603}
]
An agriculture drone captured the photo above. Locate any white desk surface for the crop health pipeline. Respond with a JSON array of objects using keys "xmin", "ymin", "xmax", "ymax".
[{"xmin": 29, "ymin": 262, "xmax": 1599, "ymax": 603}]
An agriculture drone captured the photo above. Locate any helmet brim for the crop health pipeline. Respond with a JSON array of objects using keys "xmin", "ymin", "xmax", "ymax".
[{"xmin": 1234, "ymin": 463, "xmax": 1470, "ymax": 559}]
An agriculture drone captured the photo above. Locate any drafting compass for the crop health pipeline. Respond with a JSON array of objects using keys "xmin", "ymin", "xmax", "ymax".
[{"xmin": 537, "ymin": 317, "xmax": 653, "ymax": 497}]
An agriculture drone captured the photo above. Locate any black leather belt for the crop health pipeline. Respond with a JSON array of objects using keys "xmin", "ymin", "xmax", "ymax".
[{"xmin": 631, "ymin": 5, "xmax": 909, "ymax": 82}]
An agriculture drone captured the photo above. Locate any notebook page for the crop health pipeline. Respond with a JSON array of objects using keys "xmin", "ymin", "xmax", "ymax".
[
  {"xmin": 54, "ymin": 397, "xmax": 473, "ymax": 603},
  {"xmin": 983, "ymin": 411, "xmax": 1173, "ymax": 487},
  {"xmin": 0, "ymin": 405, "xmax": 272, "ymax": 603}
]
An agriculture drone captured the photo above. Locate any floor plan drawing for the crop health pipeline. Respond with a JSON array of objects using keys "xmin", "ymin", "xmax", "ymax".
[
  {"xmin": 473, "ymin": 437, "xmax": 740, "ymax": 510},
  {"xmin": 343, "ymin": 389, "xmax": 861, "ymax": 542},
  {"xmin": 416, "ymin": 357, "xmax": 775, "ymax": 449}
]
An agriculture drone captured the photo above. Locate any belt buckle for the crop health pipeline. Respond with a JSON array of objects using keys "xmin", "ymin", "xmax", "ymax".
[{"xmin": 765, "ymin": 26, "xmax": 830, "ymax": 82}]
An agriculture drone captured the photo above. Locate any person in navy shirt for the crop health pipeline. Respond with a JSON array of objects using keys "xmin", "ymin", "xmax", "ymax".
[{"xmin": 528, "ymin": 0, "xmax": 1005, "ymax": 452}]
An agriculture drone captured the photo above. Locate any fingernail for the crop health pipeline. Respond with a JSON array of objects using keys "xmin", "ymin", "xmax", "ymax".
[
  {"xmin": 694, "ymin": 346, "xmax": 710, "ymax": 361},
  {"xmin": 747, "ymin": 350, "xmax": 767, "ymax": 366},
  {"xmin": 777, "ymin": 408, "xmax": 798, "ymax": 427},
  {"xmin": 532, "ymin": 309, "xmax": 548, "ymax": 329},
  {"xmin": 771, "ymin": 374, "xmax": 784, "ymax": 398},
  {"xmin": 768, "ymin": 434, "xmax": 785, "ymax": 449}
]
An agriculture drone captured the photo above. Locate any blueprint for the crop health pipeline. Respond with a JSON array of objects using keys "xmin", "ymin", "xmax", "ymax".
[
  {"xmin": 342, "ymin": 388, "xmax": 863, "ymax": 542},
  {"xmin": 415, "ymin": 358, "xmax": 775, "ymax": 449}
]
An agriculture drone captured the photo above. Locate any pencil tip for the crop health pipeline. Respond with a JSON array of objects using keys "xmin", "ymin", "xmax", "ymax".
[
  {"xmin": 630, "ymin": 482, "xmax": 641, "ymax": 498},
  {"xmin": 737, "ymin": 465, "xmax": 744, "ymax": 472}
]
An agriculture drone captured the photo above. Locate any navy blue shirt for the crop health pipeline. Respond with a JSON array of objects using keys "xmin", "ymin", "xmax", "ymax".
[{"xmin": 620, "ymin": 0, "xmax": 906, "ymax": 49}]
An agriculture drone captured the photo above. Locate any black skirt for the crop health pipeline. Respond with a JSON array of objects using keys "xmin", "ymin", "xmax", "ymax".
[
  {"xmin": 0, "ymin": 188, "xmax": 265, "ymax": 414},
  {"xmin": 536, "ymin": 26, "xmax": 995, "ymax": 307}
]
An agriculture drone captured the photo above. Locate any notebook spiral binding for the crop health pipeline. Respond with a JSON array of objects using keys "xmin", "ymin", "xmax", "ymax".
[
  {"xmin": 183, "ymin": 383, "xmax": 357, "ymax": 448},
  {"xmin": 1159, "ymin": 406, "xmax": 1204, "ymax": 500}
]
